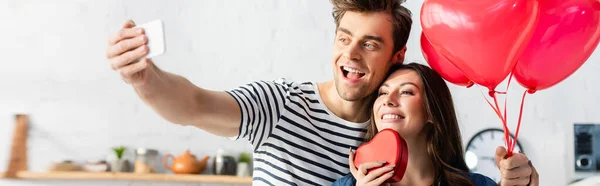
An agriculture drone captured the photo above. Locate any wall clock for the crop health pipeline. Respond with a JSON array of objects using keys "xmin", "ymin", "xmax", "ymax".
[{"xmin": 465, "ymin": 128, "xmax": 523, "ymax": 182}]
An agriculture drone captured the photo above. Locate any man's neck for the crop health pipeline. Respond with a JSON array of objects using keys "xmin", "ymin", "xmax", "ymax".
[{"xmin": 317, "ymin": 81, "xmax": 373, "ymax": 123}]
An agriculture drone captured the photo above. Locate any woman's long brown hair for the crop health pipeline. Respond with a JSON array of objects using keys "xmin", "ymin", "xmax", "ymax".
[{"xmin": 364, "ymin": 63, "xmax": 473, "ymax": 186}]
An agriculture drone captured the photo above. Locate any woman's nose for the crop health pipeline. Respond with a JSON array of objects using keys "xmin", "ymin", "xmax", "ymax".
[{"xmin": 383, "ymin": 99, "xmax": 397, "ymax": 107}]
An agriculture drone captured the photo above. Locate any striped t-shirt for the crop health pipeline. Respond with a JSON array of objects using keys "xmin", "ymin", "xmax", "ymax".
[{"xmin": 226, "ymin": 79, "xmax": 369, "ymax": 185}]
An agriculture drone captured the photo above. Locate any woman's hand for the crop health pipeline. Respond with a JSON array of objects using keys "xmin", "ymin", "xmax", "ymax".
[{"xmin": 349, "ymin": 148, "xmax": 396, "ymax": 186}]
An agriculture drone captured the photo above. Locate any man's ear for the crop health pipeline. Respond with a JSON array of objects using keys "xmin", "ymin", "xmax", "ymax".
[{"xmin": 392, "ymin": 46, "xmax": 408, "ymax": 65}]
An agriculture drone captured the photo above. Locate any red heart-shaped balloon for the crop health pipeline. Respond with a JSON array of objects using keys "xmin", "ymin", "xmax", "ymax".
[
  {"xmin": 354, "ymin": 128, "xmax": 408, "ymax": 183},
  {"xmin": 421, "ymin": 32, "xmax": 473, "ymax": 88},
  {"xmin": 421, "ymin": 0, "xmax": 539, "ymax": 90},
  {"xmin": 514, "ymin": 0, "xmax": 600, "ymax": 91}
]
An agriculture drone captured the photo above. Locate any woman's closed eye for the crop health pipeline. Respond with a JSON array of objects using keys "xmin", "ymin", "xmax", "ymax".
[
  {"xmin": 401, "ymin": 90, "xmax": 414, "ymax": 95},
  {"xmin": 378, "ymin": 91, "xmax": 388, "ymax": 96}
]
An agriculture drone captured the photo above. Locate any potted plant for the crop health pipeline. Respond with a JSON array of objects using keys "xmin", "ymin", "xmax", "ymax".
[
  {"xmin": 236, "ymin": 152, "xmax": 252, "ymax": 177},
  {"xmin": 110, "ymin": 146, "xmax": 129, "ymax": 172}
]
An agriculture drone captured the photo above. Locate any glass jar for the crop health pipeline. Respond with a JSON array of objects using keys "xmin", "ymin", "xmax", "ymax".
[{"xmin": 134, "ymin": 148, "xmax": 159, "ymax": 174}]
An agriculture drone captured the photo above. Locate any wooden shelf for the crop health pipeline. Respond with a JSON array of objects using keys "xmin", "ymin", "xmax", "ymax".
[
  {"xmin": 0, "ymin": 171, "xmax": 252, "ymax": 184},
  {"xmin": 1, "ymin": 115, "xmax": 252, "ymax": 185}
]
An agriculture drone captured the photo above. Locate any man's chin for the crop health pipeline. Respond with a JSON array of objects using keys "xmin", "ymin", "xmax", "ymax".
[
  {"xmin": 334, "ymin": 78, "xmax": 372, "ymax": 101},
  {"xmin": 337, "ymin": 88, "xmax": 369, "ymax": 101}
]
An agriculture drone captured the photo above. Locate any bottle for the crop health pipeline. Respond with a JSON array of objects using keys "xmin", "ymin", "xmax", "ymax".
[{"xmin": 212, "ymin": 148, "xmax": 237, "ymax": 175}]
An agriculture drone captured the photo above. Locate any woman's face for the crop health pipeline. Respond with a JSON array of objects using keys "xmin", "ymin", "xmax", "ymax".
[{"xmin": 373, "ymin": 69, "xmax": 428, "ymax": 139}]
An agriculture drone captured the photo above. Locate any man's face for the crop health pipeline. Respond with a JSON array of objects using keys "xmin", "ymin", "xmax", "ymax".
[{"xmin": 332, "ymin": 11, "xmax": 403, "ymax": 101}]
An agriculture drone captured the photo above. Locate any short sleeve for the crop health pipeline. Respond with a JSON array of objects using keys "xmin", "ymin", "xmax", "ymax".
[{"xmin": 225, "ymin": 79, "xmax": 291, "ymax": 150}]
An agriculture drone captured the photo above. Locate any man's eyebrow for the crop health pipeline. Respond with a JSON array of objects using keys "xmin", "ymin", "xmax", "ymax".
[
  {"xmin": 364, "ymin": 35, "xmax": 383, "ymax": 43},
  {"xmin": 337, "ymin": 27, "xmax": 353, "ymax": 36},
  {"xmin": 337, "ymin": 27, "xmax": 384, "ymax": 44}
]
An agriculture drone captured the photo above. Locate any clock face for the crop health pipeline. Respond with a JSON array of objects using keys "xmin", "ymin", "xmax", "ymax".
[{"xmin": 465, "ymin": 128, "xmax": 523, "ymax": 183}]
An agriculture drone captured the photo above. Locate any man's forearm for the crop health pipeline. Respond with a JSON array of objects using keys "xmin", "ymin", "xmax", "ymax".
[{"xmin": 132, "ymin": 68, "xmax": 201, "ymax": 125}]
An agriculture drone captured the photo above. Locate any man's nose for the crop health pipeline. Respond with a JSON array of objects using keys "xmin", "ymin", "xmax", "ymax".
[{"xmin": 343, "ymin": 42, "xmax": 361, "ymax": 61}]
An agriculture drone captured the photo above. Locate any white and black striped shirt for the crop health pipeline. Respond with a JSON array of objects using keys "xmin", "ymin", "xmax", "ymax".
[{"xmin": 226, "ymin": 79, "xmax": 369, "ymax": 185}]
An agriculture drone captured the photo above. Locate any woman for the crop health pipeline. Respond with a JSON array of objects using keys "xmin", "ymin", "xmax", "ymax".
[{"xmin": 333, "ymin": 63, "xmax": 496, "ymax": 186}]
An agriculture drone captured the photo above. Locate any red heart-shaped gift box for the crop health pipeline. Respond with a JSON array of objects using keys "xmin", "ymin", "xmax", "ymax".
[{"xmin": 354, "ymin": 128, "xmax": 408, "ymax": 183}]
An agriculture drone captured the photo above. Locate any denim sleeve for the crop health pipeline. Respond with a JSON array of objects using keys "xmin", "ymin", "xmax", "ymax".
[
  {"xmin": 331, "ymin": 174, "xmax": 356, "ymax": 186},
  {"xmin": 469, "ymin": 173, "xmax": 498, "ymax": 186}
]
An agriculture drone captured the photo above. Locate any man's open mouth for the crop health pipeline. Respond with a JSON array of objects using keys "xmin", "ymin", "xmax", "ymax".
[{"xmin": 341, "ymin": 66, "xmax": 366, "ymax": 80}]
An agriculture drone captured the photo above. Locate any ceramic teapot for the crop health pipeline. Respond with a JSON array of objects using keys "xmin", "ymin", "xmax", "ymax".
[{"xmin": 162, "ymin": 150, "xmax": 209, "ymax": 174}]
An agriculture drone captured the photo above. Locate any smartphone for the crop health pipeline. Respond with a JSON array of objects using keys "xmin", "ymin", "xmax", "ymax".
[{"xmin": 134, "ymin": 19, "xmax": 166, "ymax": 58}]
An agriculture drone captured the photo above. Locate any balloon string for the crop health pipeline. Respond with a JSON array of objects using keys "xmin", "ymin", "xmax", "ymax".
[
  {"xmin": 502, "ymin": 73, "xmax": 513, "ymax": 152},
  {"xmin": 480, "ymin": 90, "xmax": 505, "ymax": 125},
  {"xmin": 511, "ymin": 90, "xmax": 528, "ymax": 154},
  {"xmin": 502, "ymin": 73, "xmax": 514, "ymax": 125},
  {"xmin": 479, "ymin": 86, "xmax": 511, "ymax": 155},
  {"xmin": 493, "ymin": 93, "xmax": 512, "ymax": 156}
]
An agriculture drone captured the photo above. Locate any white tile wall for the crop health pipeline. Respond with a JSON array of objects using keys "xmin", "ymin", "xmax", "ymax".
[{"xmin": 0, "ymin": 0, "xmax": 598, "ymax": 185}]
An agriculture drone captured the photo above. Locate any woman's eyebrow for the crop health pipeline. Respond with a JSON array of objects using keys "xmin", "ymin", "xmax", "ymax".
[{"xmin": 399, "ymin": 82, "xmax": 420, "ymax": 90}]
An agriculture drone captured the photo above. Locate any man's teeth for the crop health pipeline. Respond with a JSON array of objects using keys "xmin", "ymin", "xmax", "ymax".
[
  {"xmin": 382, "ymin": 114, "xmax": 404, "ymax": 120},
  {"xmin": 343, "ymin": 66, "xmax": 365, "ymax": 74}
]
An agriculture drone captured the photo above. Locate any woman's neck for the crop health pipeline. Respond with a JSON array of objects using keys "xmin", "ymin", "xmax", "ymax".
[{"xmin": 391, "ymin": 135, "xmax": 436, "ymax": 186}]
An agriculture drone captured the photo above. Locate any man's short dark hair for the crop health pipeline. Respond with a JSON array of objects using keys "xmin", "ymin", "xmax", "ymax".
[{"xmin": 331, "ymin": 0, "xmax": 413, "ymax": 53}]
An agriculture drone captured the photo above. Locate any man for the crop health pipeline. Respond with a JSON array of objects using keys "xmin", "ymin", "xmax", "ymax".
[{"xmin": 105, "ymin": 0, "xmax": 538, "ymax": 185}]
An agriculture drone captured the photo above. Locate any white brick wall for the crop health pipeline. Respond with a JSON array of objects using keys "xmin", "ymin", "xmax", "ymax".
[{"xmin": 0, "ymin": 0, "xmax": 598, "ymax": 185}]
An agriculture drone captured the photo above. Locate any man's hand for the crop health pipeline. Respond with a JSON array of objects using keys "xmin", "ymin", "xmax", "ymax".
[
  {"xmin": 495, "ymin": 146, "xmax": 539, "ymax": 186},
  {"xmin": 106, "ymin": 20, "xmax": 155, "ymax": 86},
  {"xmin": 104, "ymin": 20, "xmax": 242, "ymax": 138}
]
